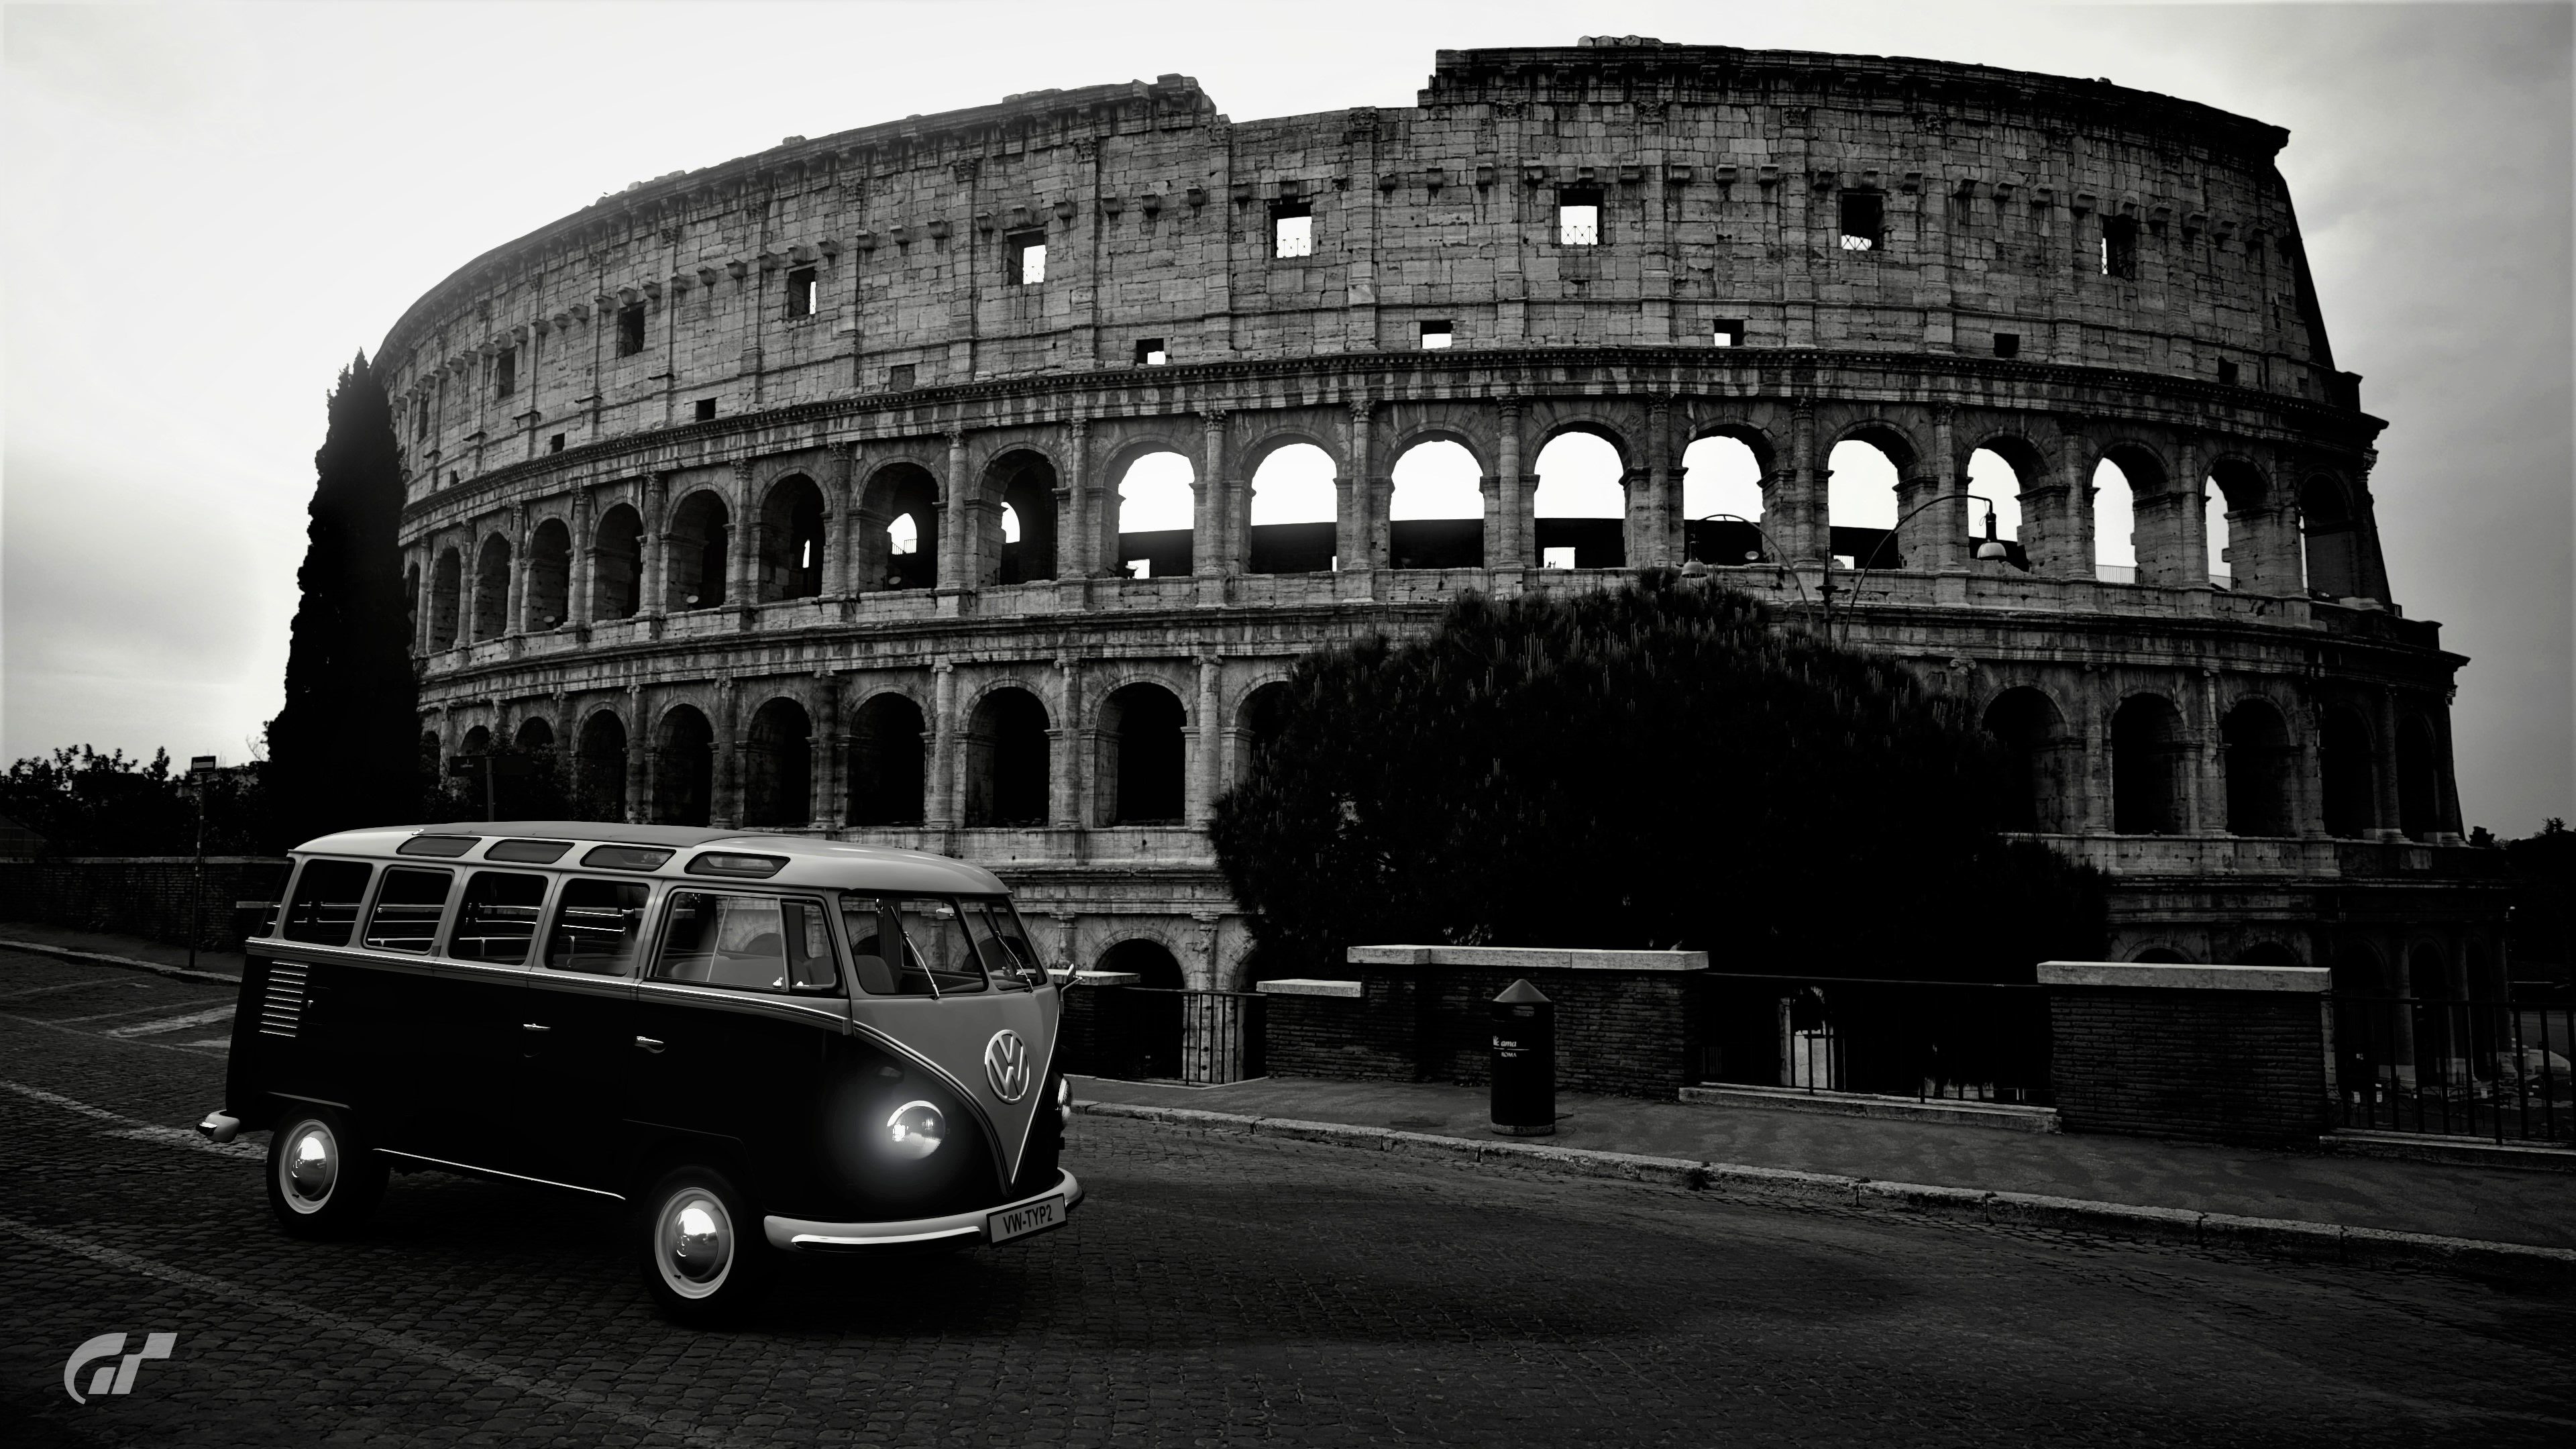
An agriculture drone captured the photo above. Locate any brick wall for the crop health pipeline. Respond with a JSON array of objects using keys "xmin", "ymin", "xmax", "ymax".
[
  {"xmin": 0, "ymin": 857, "xmax": 289, "ymax": 953},
  {"xmin": 2047, "ymin": 982, "xmax": 2330, "ymax": 1144}
]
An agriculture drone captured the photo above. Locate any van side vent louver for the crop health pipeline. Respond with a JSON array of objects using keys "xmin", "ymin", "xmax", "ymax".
[{"xmin": 260, "ymin": 964, "xmax": 310, "ymax": 1038}]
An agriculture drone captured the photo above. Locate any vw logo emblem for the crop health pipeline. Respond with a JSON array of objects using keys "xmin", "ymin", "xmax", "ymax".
[{"xmin": 983, "ymin": 1030, "xmax": 1032, "ymax": 1103}]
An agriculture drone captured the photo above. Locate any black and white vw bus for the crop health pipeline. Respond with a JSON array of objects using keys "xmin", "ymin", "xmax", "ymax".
[{"xmin": 198, "ymin": 822, "xmax": 1078, "ymax": 1321}]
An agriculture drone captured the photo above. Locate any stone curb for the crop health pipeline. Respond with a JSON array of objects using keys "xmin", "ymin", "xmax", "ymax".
[
  {"xmin": 1076, "ymin": 1099, "xmax": 2576, "ymax": 1282},
  {"xmin": 0, "ymin": 938, "xmax": 243, "ymax": 987}
]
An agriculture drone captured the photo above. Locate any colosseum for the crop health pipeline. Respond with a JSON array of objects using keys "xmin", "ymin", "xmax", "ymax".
[{"xmin": 378, "ymin": 38, "xmax": 2509, "ymax": 1003}]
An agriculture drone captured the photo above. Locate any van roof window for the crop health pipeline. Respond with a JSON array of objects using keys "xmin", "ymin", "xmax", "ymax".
[
  {"xmin": 397, "ymin": 835, "xmax": 480, "ymax": 858},
  {"xmin": 685, "ymin": 851, "xmax": 787, "ymax": 879},
  {"xmin": 487, "ymin": 839, "xmax": 574, "ymax": 863},
  {"xmin": 582, "ymin": 844, "xmax": 675, "ymax": 871}
]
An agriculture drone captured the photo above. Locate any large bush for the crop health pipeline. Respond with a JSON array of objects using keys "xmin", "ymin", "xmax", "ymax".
[{"xmin": 1212, "ymin": 574, "xmax": 2104, "ymax": 983}]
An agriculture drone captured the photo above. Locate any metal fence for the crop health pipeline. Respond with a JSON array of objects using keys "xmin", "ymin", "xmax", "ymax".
[
  {"xmin": 1082, "ymin": 987, "xmax": 1266, "ymax": 1085},
  {"xmin": 1697, "ymin": 973, "xmax": 2054, "ymax": 1106},
  {"xmin": 2334, "ymin": 994, "xmax": 2574, "ymax": 1144}
]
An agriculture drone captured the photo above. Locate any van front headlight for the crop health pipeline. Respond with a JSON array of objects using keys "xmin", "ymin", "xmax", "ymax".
[{"xmin": 886, "ymin": 1100, "xmax": 945, "ymax": 1161}]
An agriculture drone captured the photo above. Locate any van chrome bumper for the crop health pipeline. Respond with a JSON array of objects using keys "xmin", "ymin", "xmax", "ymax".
[
  {"xmin": 764, "ymin": 1169, "xmax": 1083, "ymax": 1251},
  {"xmin": 195, "ymin": 1112, "xmax": 243, "ymax": 1144}
]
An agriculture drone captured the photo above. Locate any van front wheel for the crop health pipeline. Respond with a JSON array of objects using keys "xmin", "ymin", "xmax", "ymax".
[
  {"xmin": 264, "ymin": 1108, "xmax": 387, "ymax": 1240},
  {"xmin": 637, "ymin": 1167, "xmax": 770, "ymax": 1324}
]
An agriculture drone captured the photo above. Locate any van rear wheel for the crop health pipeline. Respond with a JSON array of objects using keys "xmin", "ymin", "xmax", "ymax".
[
  {"xmin": 637, "ymin": 1166, "xmax": 771, "ymax": 1324},
  {"xmin": 264, "ymin": 1108, "xmax": 387, "ymax": 1240}
]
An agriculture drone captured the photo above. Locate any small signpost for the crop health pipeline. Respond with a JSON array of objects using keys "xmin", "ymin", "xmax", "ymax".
[{"xmin": 186, "ymin": 756, "xmax": 217, "ymax": 971}]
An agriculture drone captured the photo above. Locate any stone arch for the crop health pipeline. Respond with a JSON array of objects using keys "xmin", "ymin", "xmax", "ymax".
[
  {"xmin": 1110, "ymin": 447, "xmax": 1197, "ymax": 579},
  {"xmin": 1386, "ymin": 419, "xmax": 1497, "ymax": 477},
  {"xmin": 574, "ymin": 707, "xmax": 629, "ymax": 822},
  {"xmin": 757, "ymin": 473, "xmax": 828, "ymax": 602},
  {"xmin": 1248, "ymin": 440, "xmax": 1340, "ymax": 574},
  {"xmin": 593, "ymin": 504, "xmax": 644, "ymax": 619},
  {"xmin": 653, "ymin": 703, "xmax": 716, "ymax": 826},
  {"xmin": 2397, "ymin": 713, "xmax": 2443, "ymax": 841},
  {"xmin": 2110, "ymin": 693, "xmax": 2188, "ymax": 835},
  {"xmin": 961, "ymin": 684, "xmax": 1051, "ymax": 826},
  {"xmin": 514, "ymin": 716, "xmax": 555, "ymax": 752},
  {"xmin": 1964, "ymin": 433, "xmax": 2045, "ymax": 562},
  {"xmin": 1096, "ymin": 936, "xmax": 1187, "ymax": 1077},
  {"xmin": 1387, "ymin": 436, "xmax": 1485, "ymax": 569},
  {"xmin": 2300, "ymin": 474, "xmax": 2358, "ymax": 598},
  {"xmin": 1238, "ymin": 425, "xmax": 1346, "ymax": 478},
  {"xmin": 1983, "ymin": 685, "xmax": 2077, "ymax": 833},
  {"xmin": 1096, "ymin": 680, "xmax": 1187, "ymax": 824},
  {"xmin": 1825, "ymin": 421, "xmax": 1921, "ymax": 569},
  {"xmin": 1533, "ymin": 426, "xmax": 1629, "ymax": 570},
  {"xmin": 664, "ymin": 490, "xmax": 731, "ymax": 610},
  {"xmin": 2220, "ymin": 696, "xmax": 2296, "ymax": 837},
  {"xmin": 985, "ymin": 449, "xmax": 1061, "ymax": 585},
  {"xmin": 2204, "ymin": 455, "xmax": 2271, "ymax": 590},
  {"xmin": 1238, "ymin": 679, "xmax": 1295, "ymax": 782},
  {"xmin": 1680, "ymin": 429, "xmax": 1772, "ymax": 565},
  {"xmin": 847, "ymin": 688, "xmax": 927, "ymax": 826},
  {"xmin": 526, "ymin": 517, "xmax": 572, "ymax": 629},
  {"xmin": 472, "ymin": 531, "xmax": 513, "ymax": 641},
  {"xmin": 862, "ymin": 462, "xmax": 940, "ymax": 592},
  {"xmin": 429, "ymin": 547, "xmax": 463, "ymax": 649},
  {"xmin": 2320, "ymin": 704, "xmax": 2378, "ymax": 838},
  {"xmin": 743, "ymin": 696, "xmax": 814, "ymax": 827}
]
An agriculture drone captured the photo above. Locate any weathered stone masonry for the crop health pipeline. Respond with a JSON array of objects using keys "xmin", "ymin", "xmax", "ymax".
[{"xmin": 376, "ymin": 40, "xmax": 2507, "ymax": 998}]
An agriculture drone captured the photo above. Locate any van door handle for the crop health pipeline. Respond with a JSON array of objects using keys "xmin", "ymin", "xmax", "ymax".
[
  {"xmin": 633, "ymin": 1036, "xmax": 665, "ymax": 1053},
  {"xmin": 521, "ymin": 1022, "xmax": 551, "ymax": 1033}
]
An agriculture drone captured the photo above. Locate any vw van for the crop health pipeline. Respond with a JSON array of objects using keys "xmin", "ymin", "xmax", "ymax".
[{"xmin": 197, "ymin": 822, "xmax": 1079, "ymax": 1321}]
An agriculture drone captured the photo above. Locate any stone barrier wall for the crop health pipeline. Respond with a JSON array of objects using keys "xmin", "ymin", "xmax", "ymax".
[
  {"xmin": 2040, "ymin": 960, "xmax": 2332, "ymax": 1144},
  {"xmin": 0, "ymin": 857, "xmax": 290, "ymax": 953}
]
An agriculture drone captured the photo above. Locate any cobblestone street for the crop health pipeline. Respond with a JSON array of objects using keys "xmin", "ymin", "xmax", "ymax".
[{"xmin": 3, "ymin": 949, "xmax": 2571, "ymax": 1447}]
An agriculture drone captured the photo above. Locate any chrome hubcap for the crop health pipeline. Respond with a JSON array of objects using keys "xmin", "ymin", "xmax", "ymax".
[
  {"xmin": 657, "ymin": 1191, "xmax": 732, "ymax": 1297},
  {"xmin": 281, "ymin": 1124, "xmax": 337, "ymax": 1210}
]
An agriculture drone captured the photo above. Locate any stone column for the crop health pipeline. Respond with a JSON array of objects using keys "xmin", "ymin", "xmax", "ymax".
[
  {"xmin": 941, "ymin": 431, "xmax": 971, "ymax": 596},
  {"xmin": 728, "ymin": 461, "xmax": 758, "ymax": 608},
  {"xmin": 641, "ymin": 472, "xmax": 672, "ymax": 617},
  {"xmin": 1196, "ymin": 410, "xmax": 1230, "ymax": 578},
  {"xmin": 712, "ymin": 680, "xmax": 743, "ymax": 828},
  {"xmin": 413, "ymin": 544, "xmax": 436, "ymax": 655},
  {"xmin": 2373, "ymin": 688, "xmax": 2405, "ymax": 841},
  {"xmin": 1495, "ymin": 402, "xmax": 1527, "ymax": 569},
  {"xmin": 1783, "ymin": 399, "xmax": 1824, "ymax": 562},
  {"xmin": 1055, "ymin": 654, "xmax": 1087, "ymax": 826},
  {"xmin": 568, "ymin": 488, "xmax": 595, "ymax": 628},
  {"xmin": 2293, "ymin": 697, "xmax": 2328, "ymax": 838},
  {"xmin": 624, "ymin": 685, "xmax": 649, "ymax": 824},
  {"xmin": 1647, "ymin": 397, "xmax": 1678, "ymax": 567},
  {"xmin": 928, "ymin": 661, "xmax": 960, "ymax": 828},
  {"xmin": 1915, "ymin": 403, "xmax": 1967, "ymax": 572},
  {"xmin": 814, "ymin": 680, "xmax": 845, "ymax": 830},
  {"xmin": 1063, "ymin": 418, "xmax": 1097, "ymax": 578},
  {"xmin": 2077, "ymin": 665, "xmax": 2110, "ymax": 833},
  {"xmin": 1344, "ymin": 398, "xmax": 1377, "ymax": 572},
  {"xmin": 2432, "ymin": 693, "xmax": 2465, "ymax": 840},
  {"xmin": 2188, "ymin": 668, "xmax": 2221, "ymax": 833},
  {"xmin": 824, "ymin": 443, "xmax": 857, "ymax": 597},
  {"xmin": 506, "ymin": 504, "xmax": 531, "ymax": 635},
  {"xmin": 1190, "ymin": 653, "xmax": 1223, "ymax": 824}
]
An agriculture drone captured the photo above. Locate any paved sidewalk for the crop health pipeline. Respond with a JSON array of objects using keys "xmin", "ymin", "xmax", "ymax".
[
  {"xmin": 0, "ymin": 922, "xmax": 244, "ymax": 980},
  {"xmin": 1072, "ymin": 1073, "xmax": 2576, "ymax": 1252}
]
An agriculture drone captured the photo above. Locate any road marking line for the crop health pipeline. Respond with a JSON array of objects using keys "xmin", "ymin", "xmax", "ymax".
[
  {"xmin": 0, "ymin": 978, "xmax": 152, "ymax": 1002},
  {"xmin": 50, "ymin": 998, "xmax": 231, "ymax": 1026},
  {"xmin": 0, "ymin": 1011, "xmax": 237, "ymax": 1057},
  {"xmin": 106, "ymin": 1006, "xmax": 235, "ymax": 1038},
  {"xmin": 0, "ymin": 1079, "xmax": 262, "ymax": 1161},
  {"xmin": 0, "ymin": 1214, "xmax": 742, "ymax": 1448},
  {"xmin": 178, "ymin": 1038, "xmax": 232, "ymax": 1050}
]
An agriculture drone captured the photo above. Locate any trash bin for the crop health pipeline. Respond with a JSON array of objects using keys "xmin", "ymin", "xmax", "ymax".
[{"xmin": 1490, "ymin": 978, "xmax": 1555, "ymax": 1136}]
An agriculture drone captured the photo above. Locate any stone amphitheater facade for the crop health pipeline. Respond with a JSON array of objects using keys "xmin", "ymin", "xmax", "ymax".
[{"xmin": 379, "ymin": 39, "xmax": 2508, "ymax": 1000}]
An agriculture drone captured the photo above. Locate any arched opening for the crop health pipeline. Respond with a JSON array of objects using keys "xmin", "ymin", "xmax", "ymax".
[
  {"xmin": 1098, "ymin": 682, "xmax": 1186, "ymax": 824},
  {"xmin": 962, "ymin": 687, "xmax": 1051, "ymax": 826},
  {"xmin": 1389, "ymin": 438, "xmax": 1484, "ymax": 569},
  {"xmin": 1964, "ymin": 446, "xmax": 2030, "ymax": 570},
  {"xmin": 758, "ymin": 475, "xmax": 827, "ymax": 602},
  {"xmin": 514, "ymin": 717, "xmax": 554, "ymax": 753},
  {"xmin": 2408, "ymin": 943, "xmax": 2456, "ymax": 1083},
  {"xmin": 1115, "ymin": 451, "xmax": 1196, "ymax": 579},
  {"xmin": 989, "ymin": 452, "xmax": 1060, "ymax": 584},
  {"xmin": 2133, "ymin": 947, "xmax": 2189, "ymax": 964},
  {"xmin": 1097, "ymin": 938, "xmax": 1186, "ymax": 1079},
  {"xmin": 1240, "ymin": 681, "xmax": 1293, "ymax": 782},
  {"xmin": 1533, "ymin": 431, "xmax": 1625, "ymax": 569},
  {"xmin": 2236, "ymin": 943, "xmax": 2304, "ymax": 968},
  {"xmin": 1248, "ymin": 442, "xmax": 1339, "ymax": 574},
  {"xmin": 2220, "ymin": 699, "xmax": 2295, "ymax": 837},
  {"xmin": 2110, "ymin": 695, "xmax": 2188, "ymax": 835},
  {"xmin": 2331, "ymin": 943, "xmax": 2390, "ymax": 1095},
  {"xmin": 653, "ymin": 706, "xmax": 715, "ymax": 827},
  {"xmin": 594, "ymin": 505, "xmax": 644, "ymax": 620},
  {"xmin": 403, "ymin": 562, "xmax": 421, "ymax": 647},
  {"xmin": 429, "ymin": 549, "xmax": 462, "ymax": 649},
  {"xmin": 2397, "ymin": 717, "xmax": 2441, "ymax": 840},
  {"xmin": 2092, "ymin": 456, "xmax": 2139, "ymax": 584},
  {"xmin": 848, "ymin": 693, "xmax": 927, "ymax": 826},
  {"xmin": 665, "ymin": 492, "xmax": 730, "ymax": 610},
  {"xmin": 2206, "ymin": 461, "xmax": 2264, "ymax": 590},
  {"xmin": 575, "ymin": 711, "xmax": 629, "ymax": 822},
  {"xmin": 743, "ymin": 698, "xmax": 812, "ymax": 827},
  {"xmin": 2320, "ymin": 706, "xmax": 2378, "ymax": 838},
  {"xmin": 868, "ymin": 464, "xmax": 939, "ymax": 592},
  {"xmin": 1680, "ymin": 433, "xmax": 1768, "ymax": 565},
  {"xmin": 1983, "ymin": 687, "xmax": 2074, "ymax": 833},
  {"xmin": 2300, "ymin": 476, "xmax": 2359, "ymax": 598},
  {"xmin": 472, "ymin": 533, "xmax": 513, "ymax": 641},
  {"xmin": 1826, "ymin": 435, "xmax": 1906, "ymax": 569},
  {"xmin": 460, "ymin": 724, "xmax": 492, "ymax": 757},
  {"xmin": 526, "ymin": 519, "xmax": 572, "ymax": 629}
]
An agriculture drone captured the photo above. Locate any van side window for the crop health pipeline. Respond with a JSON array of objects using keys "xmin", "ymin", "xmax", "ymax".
[
  {"xmin": 961, "ymin": 899, "xmax": 1041, "ymax": 989},
  {"xmin": 451, "ymin": 870, "xmax": 550, "ymax": 965},
  {"xmin": 544, "ymin": 878, "xmax": 651, "ymax": 975},
  {"xmin": 364, "ymin": 867, "xmax": 453, "ymax": 953},
  {"xmin": 282, "ymin": 860, "xmax": 372, "ymax": 945},
  {"xmin": 839, "ymin": 896, "xmax": 938, "ymax": 997},
  {"xmin": 654, "ymin": 893, "xmax": 837, "ymax": 994},
  {"xmin": 894, "ymin": 898, "xmax": 987, "ymax": 995}
]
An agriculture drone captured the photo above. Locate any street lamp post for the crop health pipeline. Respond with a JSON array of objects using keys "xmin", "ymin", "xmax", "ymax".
[
  {"xmin": 1680, "ymin": 513, "xmax": 1811, "ymax": 610},
  {"xmin": 186, "ymin": 755, "xmax": 217, "ymax": 971},
  {"xmin": 1822, "ymin": 490, "xmax": 2010, "ymax": 645}
]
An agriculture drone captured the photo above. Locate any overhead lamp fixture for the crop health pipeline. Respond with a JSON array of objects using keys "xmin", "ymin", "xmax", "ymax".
[{"xmin": 1976, "ymin": 504, "xmax": 2009, "ymax": 561}]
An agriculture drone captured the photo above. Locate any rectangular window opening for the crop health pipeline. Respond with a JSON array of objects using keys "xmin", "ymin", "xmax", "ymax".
[
  {"xmin": 694, "ymin": 398, "xmax": 717, "ymax": 422},
  {"xmin": 492, "ymin": 347, "xmax": 517, "ymax": 398},
  {"xmin": 1542, "ymin": 547, "xmax": 1577, "ymax": 570},
  {"xmin": 1713, "ymin": 319, "xmax": 1746, "ymax": 347},
  {"xmin": 1271, "ymin": 201, "xmax": 1314, "ymax": 259},
  {"xmin": 886, "ymin": 363, "xmax": 916, "ymax": 392},
  {"xmin": 616, "ymin": 302, "xmax": 647, "ymax": 356},
  {"xmin": 2102, "ymin": 217, "xmax": 2139, "ymax": 280},
  {"xmin": 1419, "ymin": 321, "xmax": 1453, "ymax": 350},
  {"xmin": 1134, "ymin": 338, "xmax": 1167, "ymax": 366},
  {"xmin": 1838, "ymin": 191, "xmax": 1884, "ymax": 252},
  {"xmin": 1557, "ymin": 186, "xmax": 1603, "ymax": 246},
  {"xmin": 2217, "ymin": 359, "xmax": 2240, "ymax": 386},
  {"xmin": 786, "ymin": 266, "xmax": 818, "ymax": 318},
  {"xmin": 1993, "ymin": 333, "xmax": 2021, "ymax": 360},
  {"xmin": 1007, "ymin": 232, "xmax": 1047, "ymax": 286},
  {"xmin": 548, "ymin": 433, "xmax": 566, "ymax": 453},
  {"xmin": 1126, "ymin": 559, "xmax": 1151, "ymax": 578}
]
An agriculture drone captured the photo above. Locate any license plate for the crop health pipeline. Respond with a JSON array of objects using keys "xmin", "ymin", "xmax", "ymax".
[{"xmin": 986, "ymin": 1194, "xmax": 1065, "ymax": 1244}]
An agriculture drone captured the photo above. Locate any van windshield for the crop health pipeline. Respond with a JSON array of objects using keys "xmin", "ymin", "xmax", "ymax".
[
  {"xmin": 961, "ymin": 898, "xmax": 1042, "ymax": 988},
  {"xmin": 891, "ymin": 898, "xmax": 987, "ymax": 995}
]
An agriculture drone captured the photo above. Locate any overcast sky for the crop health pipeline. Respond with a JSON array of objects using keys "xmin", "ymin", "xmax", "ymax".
[{"xmin": 3, "ymin": 1, "xmax": 2569, "ymax": 830}]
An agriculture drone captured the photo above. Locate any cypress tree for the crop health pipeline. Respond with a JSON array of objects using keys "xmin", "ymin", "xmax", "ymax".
[{"xmin": 267, "ymin": 352, "xmax": 419, "ymax": 848}]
